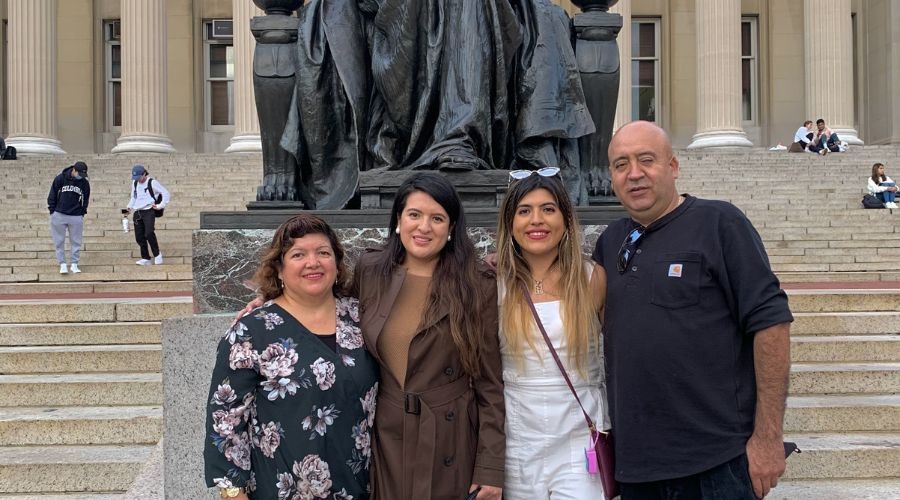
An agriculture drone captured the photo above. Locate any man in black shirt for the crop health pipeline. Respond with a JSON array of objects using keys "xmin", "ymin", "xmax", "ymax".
[{"xmin": 593, "ymin": 121, "xmax": 793, "ymax": 499}]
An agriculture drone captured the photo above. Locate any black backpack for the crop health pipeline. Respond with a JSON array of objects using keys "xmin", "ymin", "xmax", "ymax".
[
  {"xmin": 134, "ymin": 178, "xmax": 165, "ymax": 217},
  {"xmin": 862, "ymin": 194, "xmax": 884, "ymax": 209}
]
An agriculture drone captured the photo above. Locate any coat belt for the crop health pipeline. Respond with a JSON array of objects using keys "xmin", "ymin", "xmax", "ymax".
[{"xmin": 380, "ymin": 376, "xmax": 472, "ymax": 499}]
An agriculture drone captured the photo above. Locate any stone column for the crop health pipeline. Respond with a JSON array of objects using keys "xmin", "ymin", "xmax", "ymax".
[
  {"xmin": 6, "ymin": 0, "xmax": 66, "ymax": 154},
  {"xmin": 112, "ymin": 0, "xmax": 176, "ymax": 153},
  {"xmin": 803, "ymin": 0, "xmax": 862, "ymax": 144},
  {"xmin": 226, "ymin": 0, "xmax": 263, "ymax": 153},
  {"xmin": 610, "ymin": 0, "xmax": 631, "ymax": 130},
  {"xmin": 687, "ymin": 0, "xmax": 752, "ymax": 149}
]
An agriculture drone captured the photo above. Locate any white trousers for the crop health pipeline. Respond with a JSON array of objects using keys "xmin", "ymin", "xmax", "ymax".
[{"xmin": 503, "ymin": 381, "xmax": 606, "ymax": 500}]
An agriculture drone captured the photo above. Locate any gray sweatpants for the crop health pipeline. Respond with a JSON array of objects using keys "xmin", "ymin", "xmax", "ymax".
[{"xmin": 50, "ymin": 212, "xmax": 84, "ymax": 264}]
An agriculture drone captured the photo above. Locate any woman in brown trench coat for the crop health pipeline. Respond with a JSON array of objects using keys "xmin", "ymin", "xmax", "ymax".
[{"xmin": 354, "ymin": 173, "xmax": 506, "ymax": 500}]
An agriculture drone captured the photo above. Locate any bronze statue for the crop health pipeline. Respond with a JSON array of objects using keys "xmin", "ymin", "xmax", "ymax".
[{"xmin": 252, "ymin": 0, "xmax": 621, "ymax": 209}]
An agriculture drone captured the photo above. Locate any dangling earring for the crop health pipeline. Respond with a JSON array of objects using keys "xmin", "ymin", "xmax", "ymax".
[
  {"xmin": 394, "ymin": 227, "xmax": 400, "ymax": 235},
  {"xmin": 278, "ymin": 278, "xmax": 284, "ymax": 289},
  {"xmin": 447, "ymin": 234, "xmax": 451, "ymax": 242}
]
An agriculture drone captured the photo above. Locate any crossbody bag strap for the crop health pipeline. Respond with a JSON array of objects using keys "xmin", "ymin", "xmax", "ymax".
[{"xmin": 519, "ymin": 281, "xmax": 596, "ymax": 433}]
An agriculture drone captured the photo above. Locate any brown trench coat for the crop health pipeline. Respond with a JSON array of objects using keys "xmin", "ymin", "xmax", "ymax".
[{"xmin": 355, "ymin": 251, "xmax": 506, "ymax": 500}]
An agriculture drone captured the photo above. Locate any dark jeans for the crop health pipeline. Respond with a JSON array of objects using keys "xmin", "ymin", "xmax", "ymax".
[
  {"xmin": 133, "ymin": 209, "xmax": 160, "ymax": 260},
  {"xmin": 808, "ymin": 132, "xmax": 840, "ymax": 153},
  {"xmin": 620, "ymin": 453, "xmax": 755, "ymax": 500}
]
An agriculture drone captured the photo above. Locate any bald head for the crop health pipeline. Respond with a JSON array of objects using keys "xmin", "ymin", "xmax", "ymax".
[
  {"xmin": 609, "ymin": 120, "xmax": 674, "ymax": 161},
  {"xmin": 606, "ymin": 121, "xmax": 681, "ymax": 226}
]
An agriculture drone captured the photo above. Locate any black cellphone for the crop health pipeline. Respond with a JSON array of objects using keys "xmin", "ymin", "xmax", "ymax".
[
  {"xmin": 466, "ymin": 487, "xmax": 482, "ymax": 500},
  {"xmin": 121, "ymin": 209, "xmax": 129, "ymax": 214},
  {"xmin": 784, "ymin": 441, "xmax": 800, "ymax": 458}
]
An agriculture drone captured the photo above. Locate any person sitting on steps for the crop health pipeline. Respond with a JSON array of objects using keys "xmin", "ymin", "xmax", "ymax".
[{"xmin": 868, "ymin": 162, "xmax": 898, "ymax": 209}]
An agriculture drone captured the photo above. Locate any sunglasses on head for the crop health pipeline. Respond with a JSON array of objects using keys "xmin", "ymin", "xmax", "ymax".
[
  {"xmin": 617, "ymin": 226, "xmax": 646, "ymax": 274},
  {"xmin": 508, "ymin": 166, "xmax": 560, "ymax": 181}
]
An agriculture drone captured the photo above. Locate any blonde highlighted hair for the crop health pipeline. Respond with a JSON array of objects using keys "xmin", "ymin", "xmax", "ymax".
[{"xmin": 495, "ymin": 174, "xmax": 599, "ymax": 374}]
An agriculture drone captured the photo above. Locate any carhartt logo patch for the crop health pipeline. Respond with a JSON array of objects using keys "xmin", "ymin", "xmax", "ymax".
[{"xmin": 668, "ymin": 264, "xmax": 683, "ymax": 277}]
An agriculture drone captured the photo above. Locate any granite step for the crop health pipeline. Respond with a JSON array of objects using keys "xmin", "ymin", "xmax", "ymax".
[
  {"xmin": 790, "ymin": 362, "xmax": 900, "ymax": 395},
  {"xmin": 785, "ymin": 395, "xmax": 900, "ymax": 432},
  {"xmin": 0, "ymin": 444, "xmax": 154, "ymax": 493},
  {"xmin": 0, "ymin": 344, "xmax": 162, "ymax": 374},
  {"xmin": 0, "ymin": 322, "xmax": 161, "ymax": 346},
  {"xmin": 0, "ymin": 373, "xmax": 161, "ymax": 406},
  {"xmin": 782, "ymin": 433, "xmax": 900, "ymax": 480},
  {"xmin": 0, "ymin": 280, "xmax": 191, "ymax": 294},
  {"xmin": 0, "ymin": 494, "xmax": 124, "ymax": 499},
  {"xmin": 787, "ymin": 290, "xmax": 900, "ymax": 313},
  {"xmin": 0, "ymin": 297, "xmax": 193, "ymax": 323},
  {"xmin": 0, "ymin": 406, "xmax": 162, "ymax": 446},
  {"xmin": 792, "ymin": 312, "xmax": 900, "ymax": 335},
  {"xmin": 771, "ymin": 480, "xmax": 900, "ymax": 500},
  {"xmin": 791, "ymin": 335, "xmax": 900, "ymax": 362}
]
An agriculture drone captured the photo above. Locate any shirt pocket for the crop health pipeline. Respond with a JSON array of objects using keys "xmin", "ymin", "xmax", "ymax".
[{"xmin": 650, "ymin": 252, "xmax": 702, "ymax": 309}]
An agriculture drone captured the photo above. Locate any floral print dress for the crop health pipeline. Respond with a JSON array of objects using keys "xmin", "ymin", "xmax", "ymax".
[{"xmin": 205, "ymin": 297, "xmax": 379, "ymax": 500}]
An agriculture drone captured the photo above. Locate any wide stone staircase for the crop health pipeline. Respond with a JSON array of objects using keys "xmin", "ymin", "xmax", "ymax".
[
  {"xmin": 0, "ymin": 154, "xmax": 260, "ymax": 497},
  {"xmin": 0, "ymin": 148, "xmax": 898, "ymax": 497}
]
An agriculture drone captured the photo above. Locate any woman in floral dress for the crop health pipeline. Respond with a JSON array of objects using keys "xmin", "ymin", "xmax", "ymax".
[{"xmin": 205, "ymin": 214, "xmax": 379, "ymax": 499}]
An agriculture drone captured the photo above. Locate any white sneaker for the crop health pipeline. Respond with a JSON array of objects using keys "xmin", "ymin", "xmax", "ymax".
[
  {"xmin": 154, "ymin": 254, "xmax": 163, "ymax": 265},
  {"xmin": 888, "ymin": 202, "xmax": 899, "ymax": 209},
  {"xmin": 135, "ymin": 259, "xmax": 152, "ymax": 266},
  {"xmin": 70, "ymin": 263, "xmax": 81, "ymax": 273},
  {"xmin": 59, "ymin": 263, "xmax": 68, "ymax": 274}
]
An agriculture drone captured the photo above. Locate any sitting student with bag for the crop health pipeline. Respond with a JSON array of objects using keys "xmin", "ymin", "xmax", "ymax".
[
  {"xmin": 867, "ymin": 162, "xmax": 898, "ymax": 209},
  {"xmin": 789, "ymin": 121, "xmax": 815, "ymax": 153}
]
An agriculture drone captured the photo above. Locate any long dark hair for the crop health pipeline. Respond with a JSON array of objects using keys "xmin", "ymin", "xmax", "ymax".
[
  {"xmin": 371, "ymin": 172, "xmax": 489, "ymax": 378},
  {"xmin": 253, "ymin": 214, "xmax": 350, "ymax": 301},
  {"xmin": 872, "ymin": 163, "xmax": 887, "ymax": 184}
]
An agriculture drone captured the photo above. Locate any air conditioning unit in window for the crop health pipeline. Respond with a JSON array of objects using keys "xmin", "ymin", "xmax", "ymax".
[{"xmin": 211, "ymin": 19, "xmax": 234, "ymax": 39}]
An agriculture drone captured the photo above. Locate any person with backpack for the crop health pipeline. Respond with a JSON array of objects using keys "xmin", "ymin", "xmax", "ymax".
[
  {"xmin": 47, "ymin": 161, "xmax": 91, "ymax": 274},
  {"xmin": 868, "ymin": 162, "xmax": 898, "ymax": 209},
  {"xmin": 0, "ymin": 136, "xmax": 17, "ymax": 160},
  {"xmin": 126, "ymin": 164, "xmax": 170, "ymax": 265}
]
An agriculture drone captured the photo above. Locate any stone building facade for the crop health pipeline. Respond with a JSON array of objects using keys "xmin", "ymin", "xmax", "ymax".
[{"xmin": 1, "ymin": 0, "xmax": 899, "ymax": 154}]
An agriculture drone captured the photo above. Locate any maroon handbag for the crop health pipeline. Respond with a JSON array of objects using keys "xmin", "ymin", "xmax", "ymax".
[{"xmin": 520, "ymin": 282, "xmax": 619, "ymax": 499}]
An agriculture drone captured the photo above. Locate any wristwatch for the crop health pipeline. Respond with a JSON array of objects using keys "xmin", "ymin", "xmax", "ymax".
[{"xmin": 218, "ymin": 486, "xmax": 245, "ymax": 498}]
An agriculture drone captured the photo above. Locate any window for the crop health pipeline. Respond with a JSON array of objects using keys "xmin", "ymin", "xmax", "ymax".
[
  {"xmin": 105, "ymin": 20, "xmax": 121, "ymax": 130},
  {"xmin": 204, "ymin": 21, "xmax": 234, "ymax": 127},
  {"xmin": 741, "ymin": 17, "xmax": 758, "ymax": 124},
  {"xmin": 631, "ymin": 19, "xmax": 660, "ymax": 122}
]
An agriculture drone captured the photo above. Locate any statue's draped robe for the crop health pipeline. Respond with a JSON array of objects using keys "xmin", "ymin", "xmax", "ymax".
[{"xmin": 281, "ymin": 0, "xmax": 595, "ymax": 209}]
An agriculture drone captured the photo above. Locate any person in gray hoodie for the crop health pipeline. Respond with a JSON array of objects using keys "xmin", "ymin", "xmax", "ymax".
[{"xmin": 47, "ymin": 161, "xmax": 90, "ymax": 274}]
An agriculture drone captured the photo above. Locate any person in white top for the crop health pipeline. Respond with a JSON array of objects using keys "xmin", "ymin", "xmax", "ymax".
[
  {"xmin": 789, "ymin": 120, "xmax": 814, "ymax": 153},
  {"xmin": 126, "ymin": 164, "xmax": 171, "ymax": 265},
  {"xmin": 495, "ymin": 168, "xmax": 609, "ymax": 499},
  {"xmin": 868, "ymin": 162, "xmax": 898, "ymax": 209}
]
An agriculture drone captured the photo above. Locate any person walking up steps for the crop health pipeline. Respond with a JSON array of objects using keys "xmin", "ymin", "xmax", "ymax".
[
  {"xmin": 47, "ymin": 161, "xmax": 90, "ymax": 274},
  {"xmin": 126, "ymin": 164, "xmax": 170, "ymax": 266}
]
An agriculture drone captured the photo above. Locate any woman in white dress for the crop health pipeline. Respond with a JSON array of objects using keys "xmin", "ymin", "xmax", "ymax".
[{"xmin": 495, "ymin": 169, "xmax": 609, "ymax": 499}]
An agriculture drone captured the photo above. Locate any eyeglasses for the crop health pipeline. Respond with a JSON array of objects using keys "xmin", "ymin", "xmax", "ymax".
[
  {"xmin": 617, "ymin": 226, "xmax": 646, "ymax": 274},
  {"xmin": 508, "ymin": 166, "xmax": 560, "ymax": 181}
]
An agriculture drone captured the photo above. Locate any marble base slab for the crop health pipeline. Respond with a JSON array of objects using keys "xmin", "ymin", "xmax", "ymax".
[{"xmin": 193, "ymin": 224, "xmax": 608, "ymax": 314}]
